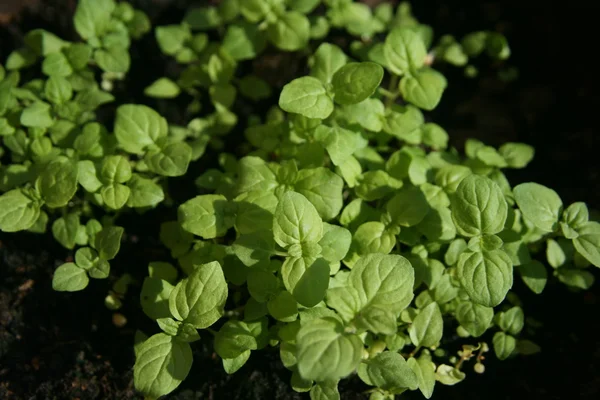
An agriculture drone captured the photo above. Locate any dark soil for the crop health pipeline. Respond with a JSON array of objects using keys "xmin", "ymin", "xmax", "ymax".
[{"xmin": 1, "ymin": 0, "xmax": 599, "ymax": 399}]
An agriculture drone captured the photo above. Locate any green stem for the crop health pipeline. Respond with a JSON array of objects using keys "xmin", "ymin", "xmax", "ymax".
[
  {"xmin": 384, "ymin": 74, "xmax": 400, "ymax": 108},
  {"xmin": 408, "ymin": 345, "xmax": 422, "ymax": 358}
]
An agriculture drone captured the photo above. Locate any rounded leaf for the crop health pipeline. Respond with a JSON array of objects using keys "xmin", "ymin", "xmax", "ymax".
[
  {"xmin": 279, "ymin": 76, "xmax": 333, "ymax": 119},
  {"xmin": 451, "ymin": 174, "xmax": 508, "ymax": 237},
  {"xmin": 296, "ymin": 317, "xmax": 363, "ymax": 382},
  {"xmin": 52, "ymin": 262, "xmax": 89, "ymax": 292},
  {"xmin": 331, "ymin": 62, "xmax": 383, "ymax": 105},
  {"xmin": 133, "ymin": 333, "xmax": 192, "ymax": 399},
  {"xmin": 513, "ymin": 182, "xmax": 563, "ymax": 232},
  {"xmin": 273, "ymin": 191, "xmax": 323, "ymax": 248},
  {"xmin": 457, "ymin": 250, "xmax": 513, "ymax": 307}
]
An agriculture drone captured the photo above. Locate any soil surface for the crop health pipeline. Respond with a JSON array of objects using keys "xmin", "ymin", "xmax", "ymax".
[{"xmin": 1, "ymin": 1, "xmax": 599, "ymax": 399}]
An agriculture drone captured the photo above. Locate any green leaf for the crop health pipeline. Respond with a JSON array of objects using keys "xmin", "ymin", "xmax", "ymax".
[
  {"xmin": 352, "ymin": 221, "xmax": 396, "ymax": 256},
  {"xmin": 169, "ymin": 261, "xmax": 228, "ymax": 328},
  {"xmin": 383, "ymin": 105, "xmax": 424, "ymax": 143},
  {"xmin": 20, "ymin": 101, "xmax": 54, "ymax": 128},
  {"xmin": 358, "ymin": 351, "xmax": 418, "ymax": 393},
  {"xmin": 340, "ymin": 98, "xmax": 385, "ymax": 132},
  {"xmin": 546, "ymin": 239, "xmax": 566, "ymax": 268},
  {"xmin": 273, "ymin": 191, "xmax": 323, "ymax": 248},
  {"xmin": 222, "ymin": 23, "xmax": 266, "ymax": 60},
  {"xmin": 310, "ymin": 381, "xmax": 340, "ymax": 400},
  {"xmin": 94, "ymin": 46, "xmax": 130, "ymax": 73},
  {"xmin": 144, "ymin": 141, "xmax": 192, "ymax": 177},
  {"xmin": 234, "ymin": 191, "xmax": 278, "ymax": 234},
  {"xmin": 268, "ymin": 291, "xmax": 298, "ymax": 322},
  {"xmin": 214, "ymin": 320, "xmax": 259, "ymax": 359},
  {"xmin": 384, "ymin": 27, "xmax": 427, "ymax": 76},
  {"xmin": 457, "ymin": 250, "xmax": 513, "ymax": 307},
  {"xmin": 155, "ymin": 25, "xmax": 191, "ymax": 56},
  {"xmin": 557, "ymin": 268, "xmax": 595, "ymax": 289},
  {"xmin": 573, "ymin": 222, "xmax": 600, "ymax": 267},
  {"xmin": 295, "ymin": 167, "xmax": 344, "ymax": 220},
  {"xmin": 296, "ymin": 317, "xmax": 363, "ymax": 382},
  {"xmin": 45, "ymin": 76, "xmax": 73, "ymax": 104},
  {"xmin": 350, "ymin": 254, "xmax": 414, "ymax": 314},
  {"xmin": 499, "ymin": 142, "xmax": 534, "ymax": 169},
  {"xmin": 222, "ymin": 350, "xmax": 251, "ymax": 374},
  {"xmin": 5, "ymin": 48, "xmax": 38, "ymax": 70},
  {"xmin": 286, "ymin": 257, "xmax": 330, "ymax": 307},
  {"xmin": 42, "ymin": 52, "xmax": 73, "ymax": 77},
  {"xmin": 331, "ymin": 62, "xmax": 383, "ymax": 105},
  {"xmin": 495, "ymin": 306, "xmax": 524, "ymax": 335},
  {"xmin": 421, "ymin": 123, "xmax": 449, "ymax": 150},
  {"xmin": 95, "ymin": 226, "xmax": 124, "ymax": 260},
  {"xmin": 0, "ymin": 189, "xmax": 41, "ymax": 232},
  {"xmin": 233, "ymin": 230, "xmax": 275, "ymax": 268},
  {"xmin": 435, "ymin": 165, "xmax": 471, "ymax": 193},
  {"xmin": 114, "ymin": 104, "xmax": 168, "ymax": 154},
  {"xmin": 451, "ymin": 174, "xmax": 508, "ymax": 237},
  {"xmin": 101, "ymin": 184, "xmax": 130, "ymax": 210},
  {"xmin": 178, "ymin": 194, "xmax": 234, "ymax": 239},
  {"xmin": 517, "ymin": 339, "xmax": 541, "ymax": 355},
  {"xmin": 24, "ymin": 29, "xmax": 68, "ymax": 56},
  {"xmin": 247, "ymin": 268, "xmax": 279, "ymax": 302},
  {"xmin": 184, "ymin": 7, "xmax": 222, "ymax": 30},
  {"xmin": 314, "ymin": 125, "xmax": 368, "ymax": 167},
  {"xmin": 355, "ymin": 170, "xmax": 403, "ymax": 202},
  {"xmin": 353, "ymin": 305, "xmax": 397, "ymax": 335},
  {"xmin": 52, "ymin": 214, "xmax": 80, "ymax": 249},
  {"xmin": 291, "ymin": 0, "xmax": 321, "ymax": 13},
  {"xmin": 486, "ymin": 33, "xmax": 511, "ymax": 60},
  {"xmin": 239, "ymin": 0, "xmax": 271, "ymax": 22},
  {"xmin": 239, "ymin": 75, "xmax": 271, "ymax": 100},
  {"xmin": 279, "ymin": 76, "xmax": 334, "ymax": 119},
  {"xmin": 133, "ymin": 333, "xmax": 192, "ymax": 399},
  {"xmin": 513, "ymin": 182, "xmax": 563, "ymax": 232},
  {"xmin": 100, "ymin": 155, "xmax": 132, "ymax": 184},
  {"xmin": 52, "ymin": 262, "xmax": 89, "ymax": 292},
  {"xmin": 455, "ymin": 301, "xmax": 494, "ymax": 337},
  {"xmin": 310, "ymin": 43, "xmax": 347, "ymax": 83},
  {"xmin": 74, "ymin": 244, "xmax": 95, "ymax": 267},
  {"xmin": 267, "ymin": 12, "xmax": 310, "ymax": 51},
  {"xmin": 407, "ymin": 354, "xmax": 436, "ymax": 399},
  {"xmin": 518, "ymin": 260, "xmax": 547, "ymax": 294},
  {"xmin": 386, "ymin": 187, "xmax": 430, "ymax": 227},
  {"xmin": 148, "ymin": 262, "xmax": 178, "ymax": 284},
  {"xmin": 400, "ymin": 68, "xmax": 447, "ymax": 111},
  {"xmin": 127, "ymin": 175, "xmax": 164, "ymax": 208},
  {"xmin": 140, "ymin": 277, "xmax": 174, "ymax": 319},
  {"xmin": 409, "ymin": 303, "xmax": 443, "ymax": 347},
  {"xmin": 435, "ymin": 364, "xmax": 465, "ymax": 385},
  {"xmin": 561, "ymin": 202, "xmax": 588, "ymax": 238},
  {"xmin": 144, "ymin": 78, "xmax": 181, "ymax": 98},
  {"xmin": 319, "ymin": 223, "xmax": 352, "ymax": 263},
  {"xmin": 64, "ymin": 43, "xmax": 92, "ymax": 70},
  {"xmin": 38, "ymin": 161, "xmax": 79, "ymax": 208},
  {"xmin": 493, "ymin": 332, "xmax": 516, "ymax": 360},
  {"xmin": 74, "ymin": 0, "xmax": 115, "ymax": 40},
  {"xmin": 27, "ymin": 211, "xmax": 49, "ymax": 234}
]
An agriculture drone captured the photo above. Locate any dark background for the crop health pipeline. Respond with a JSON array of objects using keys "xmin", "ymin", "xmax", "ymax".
[{"xmin": 1, "ymin": 0, "xmax": 599, "ymax": 399}]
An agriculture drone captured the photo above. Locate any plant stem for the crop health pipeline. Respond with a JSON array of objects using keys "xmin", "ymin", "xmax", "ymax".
[
  {"xmin": 409, "ymin": 345, "xmax": 422, "ymax": 358},
  {"xmin": 384, "ymin": 74, "xmax": 400, "ymax": 108}
]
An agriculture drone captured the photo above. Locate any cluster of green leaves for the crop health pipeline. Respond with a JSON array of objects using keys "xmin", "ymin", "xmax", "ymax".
[
  {"xmin": 130, "ymin": 1, "xmax": 597, "ymax": 400},
  {"xmin": 2, "ymin": 1, "xmax": 596, "ymax": 400},
  {"xmin": 0, "ymin": 0, "xmax": 190, "ymax": 292}
]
